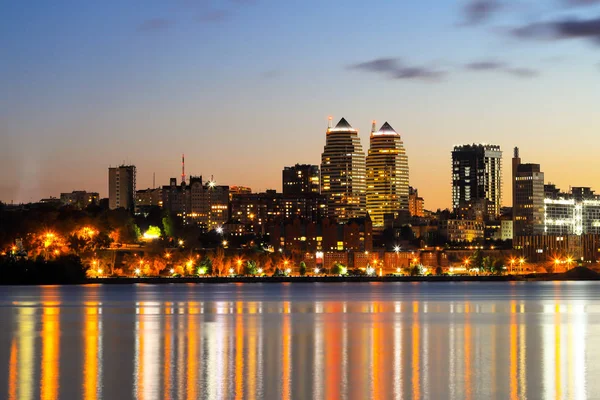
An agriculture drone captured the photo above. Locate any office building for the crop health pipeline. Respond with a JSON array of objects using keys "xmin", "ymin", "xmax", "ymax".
[
  {"xmin": 452, "ymin": 144, "xmax": 502, "ymax": 219},
  {"xmin": 544, "ymin": 186, "xmax": 600, "ymax": 236},
  {"xmin": 320, "ymin": 117, "xmax": 366, "ymax": 222},
  {"xmin": 512, "ymin": 147, "xmax": 545, "ymax": 236},
  {"xmin": 282, "ymin": 164, "xmax": 320, "ymax": 195},
  {"xmin": 108, "ymin": 165, "xmax": 136, "ymax": 211},
  {"xmin": 365, "ymin": 121, "xmax": 409, "ymax": 229}
]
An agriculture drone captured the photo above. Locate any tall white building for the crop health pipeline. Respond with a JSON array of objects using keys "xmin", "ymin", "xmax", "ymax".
[
  {"xmin": 366, "ymin": 121, "xmax": 409, "ymax": 229},
  {"xmin": 320, "ymin": 118, "xmax": 366, "ymax": 222}
]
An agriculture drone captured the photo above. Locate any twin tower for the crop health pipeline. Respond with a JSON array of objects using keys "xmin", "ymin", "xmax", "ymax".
[{"xmin": 320, "ymin": 117, "xmax": 409, "ymax": 229}]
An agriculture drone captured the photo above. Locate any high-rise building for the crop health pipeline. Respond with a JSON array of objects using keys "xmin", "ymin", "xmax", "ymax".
[
  {"xmin": 452, "ymin": 144, "xmax": 502, "ymax": 219},
  {"xmin": 365, "ymin": 121, "xmax": 409, "ymax": 229},
  {"xmin": 512, "ymin": 147, "xmax": 545, "ymax": 236},
  {"xmin": 320, "ymin": 117, "xmax": 366, "ymax": 222},
  {"xmin": 282, "ymin": 164, "xmax": 320, "ymax": 195},
  {"xmin": 108, "ymin": 165, "xmax": 136, "ymax": 211},
  {"xmin": 408, "ymin": 187, "xmax": 425, "ymax": 217}
]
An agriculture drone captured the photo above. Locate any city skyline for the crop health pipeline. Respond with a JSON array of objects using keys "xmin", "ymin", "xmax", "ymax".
[{"xmin": 2, "ymin": 1, "xmax": 600, "ymax": 208}]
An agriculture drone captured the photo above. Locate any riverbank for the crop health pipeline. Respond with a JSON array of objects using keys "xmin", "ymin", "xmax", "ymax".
[
  {"xmin": 3, "ymin": 267, "xmax": 598, "ymax": 285},
  {"xmin": 89, "ymin": 267, "xmax": 599, "ymax": 284}
]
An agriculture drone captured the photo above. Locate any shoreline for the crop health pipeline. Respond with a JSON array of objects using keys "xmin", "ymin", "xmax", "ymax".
[{"xmin": 3, "ymin": 267, "xmax": 598, "ymax": 285}]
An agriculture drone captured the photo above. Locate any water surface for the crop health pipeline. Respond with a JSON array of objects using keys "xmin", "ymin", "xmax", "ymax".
[{"xmin": 0, "ymin": 282, "xmax": 598, "ymax": 399}]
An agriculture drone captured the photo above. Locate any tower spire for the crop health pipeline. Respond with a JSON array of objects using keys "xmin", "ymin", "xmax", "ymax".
[
  {"xmin": 371, "ymin": 120, "xmax": 377, "ymax": 133},
  {"xmin": 181, "ymin": 154, "xmax": 186, "ymax": 184},
  {"xmin": 328, "ymin": 116, "xmax": 333, "ymax": 129}
]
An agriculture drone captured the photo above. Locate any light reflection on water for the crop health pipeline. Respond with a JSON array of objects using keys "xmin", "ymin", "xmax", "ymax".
[{"xmin": 0, "ymin": 282, "xmax": 599, "ymax": 399}]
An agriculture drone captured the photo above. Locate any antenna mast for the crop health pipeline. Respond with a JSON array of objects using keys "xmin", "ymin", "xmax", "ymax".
[{"xmin": 181, "ymin": 154, "xmax": 186, "ymax": 184}]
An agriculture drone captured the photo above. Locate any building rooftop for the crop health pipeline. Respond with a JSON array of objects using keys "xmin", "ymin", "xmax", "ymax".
[
  {"xmin": 329, "ymin": 118, "xmax": 356, "ymax": 132},
  {"xmin": 373, "ymin": 121, "xmax": 399, "ymax": 136}
]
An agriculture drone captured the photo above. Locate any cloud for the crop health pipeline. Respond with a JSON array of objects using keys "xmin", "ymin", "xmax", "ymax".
[
  {"xmin": 137, "ymin": 18, "xmax": 173, "ymax": 32},
  {"xmin": 564, "ymin": 0, "xmax": 600, "ymax": 6},
  {"xmin": 465, "ymin": 60, "xmax": 540, "ymax": 77},
  {"xmin": 197, "ymin": 10, "xmax": 232, "ymax": 23},
  {"xmin": 348, "ymin": 58, "xmax": 446, "ymax": 81},
  {"xmin": 465, "ymin": 61, "xmax": 507, "ymax": 70},
  {"xmin": 462, "ymin": 0, "xmax": 502, "ymax": 25},
  {"xmin": 505, "ymin": 67, "xmax": 540, "ymax": 77},
  {"xmin": 511, "ymin": 16, "xmax": 600, "ymax": 44}
]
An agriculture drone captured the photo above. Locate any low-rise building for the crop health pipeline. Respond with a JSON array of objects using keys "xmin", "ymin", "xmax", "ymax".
[
  {"xmin": 60, "ymin": 191, "xmax": 99, "ymax": 208},
  {"xmin": 440, "ymin": 219, "xmax": 484, "ymax": 243}
]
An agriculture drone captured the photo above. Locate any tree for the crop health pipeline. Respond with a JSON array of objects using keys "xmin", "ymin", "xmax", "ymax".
[
  {"xmin": 145, "ymin": 225, "xmax": 161, "ymax": 239},
  {"xmin": 331, "ymin": 262, "xmax": 347, "ymax": 275},
  {"xmin": 162, "ymin": 212, "xmax": 175, "ymax": 238},
  {"xmin": 199, "ymin": 255, "xmax": 214, "ymax": 276},
  {"xmin": 299, "ymin": 261, "xmax": 307, "ymax": 276},
  {"xmin": 435, "ymin": 266, "xmax": 443, "ymax": 276},
  {"xmin": 211, "ymin": 248, "xmax": 225, "ymax": 276},
  {"xmin": 410, "ymin": 265, "xmax": 422, "ymax": 276},
  {"xmin": 245, "ymin": 260, "xmax": 258, "ymax": 276},
  {"xmin": 68, "ymin": 234, "xmax": 87, "ymax": 256}
]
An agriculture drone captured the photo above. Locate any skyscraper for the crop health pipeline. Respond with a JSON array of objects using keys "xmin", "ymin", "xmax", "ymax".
[
  {"xmin": 108, "ymin": 165, "xmax": 136, "ymax": 211},
  {"xmin": 320, "ymin": 117, "xmax": 366, "ymax": 222},
  {"xmin": 282, "ymin": 164, "xmax": 320, "ymax": 195},
  {"xmin": 512, "ymin": 147, "xmax": 544, "ymax": 236},
  {"xmin": 452, "ymin": 144, "xmax": 502, "ymax": 219},
  {"xmin": 365, "ymin": 121, "xmax": 409, "ymax": 228}
]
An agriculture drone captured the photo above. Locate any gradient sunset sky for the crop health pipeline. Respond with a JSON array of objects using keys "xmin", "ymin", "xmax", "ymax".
[{"xmin": 1, "ymin": 1, "xmax": 599, "ymax": 209}]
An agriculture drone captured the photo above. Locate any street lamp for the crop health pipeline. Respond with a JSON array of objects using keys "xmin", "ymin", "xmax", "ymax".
[
  {"xmin": 566, "ymin": 257, "xmax": 573, "ymax": 270},
  {"xmin": 519, "ymin": 258, "xmax": 525, "ymax": 274}
]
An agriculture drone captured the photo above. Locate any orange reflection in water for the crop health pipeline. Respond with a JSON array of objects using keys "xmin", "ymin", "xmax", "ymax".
[
  {"xmin": 509, "ymin": 301, "xmax": 518, "ymax": 400},
  {"xmin": 372, "ymin": 304, "xmax": 386, "ymax": 400},
  {"xmin": 464, "ymin": 303, "xmax": 472, "ymax": 400},
  {"xmin": 84, "ymin": 303, "xmax": 100, "ymax": 400},
  {"xmin": 325, "ymin": 306, "xmax": 341, "ymax": 400},
  {"xmin": 163, "ymin": 316, "xmax": 172, "ymax": 400},
  {"xmin": 555, "ymin": 305, "xmax": 562, "ymax": 400},
  {"xmin": 8, "ymin": 338, "xmax": 17, "ymax": 400},
  {"xmin": 412, "ymin": 302, "xmax": 420, "ymax": 400},
  {"xmin": 187, "ymin": 310, "xmax": 198, "ymax": 400},
  {"xmin": 235, "ymin": 311, "xmax": 244, "ymax": 400},
  {"xmin": 282, "ymin": 301, "xmax": 291, "ymax": 400},
  {"xmin": 41, "ymin": 304, "xmax": 60, "ymax": 400},
  {"xmin": 247, "ymin": 314, "xmax": 257, "ymax": 400}
]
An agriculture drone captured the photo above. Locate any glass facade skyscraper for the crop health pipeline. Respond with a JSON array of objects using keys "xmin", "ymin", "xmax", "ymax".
[
  {"xmin": 366, "ymin": 121, "xmax": 409, "ymax": 229},
  {"xmin": 452, "ymin": 144, "xmax": 502, "ymax": 219},
  {"xmin": 320, "ymin": 118, "xmax": 366, "ymax": 222}
]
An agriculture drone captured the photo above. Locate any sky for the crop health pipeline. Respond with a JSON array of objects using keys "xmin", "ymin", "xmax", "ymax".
[{"xmin": 1, "ymin": 0, "xmax": 600, "ymax": 210}]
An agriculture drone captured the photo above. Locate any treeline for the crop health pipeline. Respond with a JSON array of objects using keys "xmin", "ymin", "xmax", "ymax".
[{"xmin": 0, "ymin": 254, "xmax": 87, "ymax": 284}]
